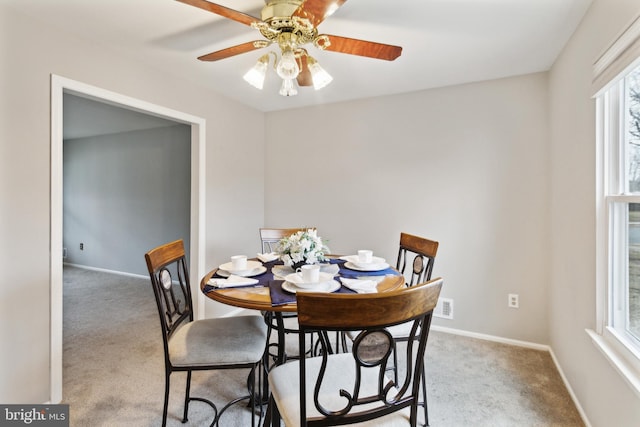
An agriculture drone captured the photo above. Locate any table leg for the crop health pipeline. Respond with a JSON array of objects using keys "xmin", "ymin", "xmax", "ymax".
[
  {"xmin": 273, "ymin": 312, "xmax": 286, "ymax": 365},
  {"xmin": 251, "ymin": 311, "xmax": 288, "ymax": 409}
]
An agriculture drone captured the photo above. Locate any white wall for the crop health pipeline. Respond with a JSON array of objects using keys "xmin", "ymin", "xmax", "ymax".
[
  {"xmin": 0, "ymin": 5, "xmax": 265, "ymax": 403},
  {"xmin": 265, "ymin": 72, "xmax": 550, "ymax": 343},
  {"xmin": 549, "ymin": 0, "xmax": 640, "ymax": 425}
]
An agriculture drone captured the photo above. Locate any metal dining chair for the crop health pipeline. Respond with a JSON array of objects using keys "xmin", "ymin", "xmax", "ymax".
[
  {"xmin": 145, "ymin": 239, "xmax": 267, "ymax": 427},
  {"xmin": 391, "ymin": 233, "xmax": 439, "ymax": 424},
  {"xmin": 267, "ymin": 277, "xmax": 443, "ymax": 427},
  {"xmin": 342, "ymin": 232, "xmax": 439, "ymax": 425}
]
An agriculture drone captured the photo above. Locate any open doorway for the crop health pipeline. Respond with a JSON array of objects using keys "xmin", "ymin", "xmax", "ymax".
[
  {"xmin": 50, "ymin": 75, "xmax": 206, "ymax": 403},
  {"xmin": 62, "ymin": 93, "xmax": 191, "ymax": 274}
]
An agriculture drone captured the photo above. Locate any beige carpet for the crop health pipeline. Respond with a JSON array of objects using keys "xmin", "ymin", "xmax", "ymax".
[{"xmin": 62, "ymin": 265, "xmax": 584, "ymax": 426}]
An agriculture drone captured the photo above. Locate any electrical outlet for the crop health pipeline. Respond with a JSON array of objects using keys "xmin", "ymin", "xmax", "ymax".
[
  {"xmin": 508, "ymin": 293, "xmax": 519, "ymax": 308},
  {"xmin": 80, "ymin": 243, "xmax": 84, "ymax": 250}
]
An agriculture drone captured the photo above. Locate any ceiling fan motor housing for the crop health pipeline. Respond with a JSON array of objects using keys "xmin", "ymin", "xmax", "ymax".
[
  {"xmin": 261, "ymin": 0, "xmax": 303, "ymax": 21},
  {"xmin": 258, "ymin": 0, "xmax": 317, "ymax": 46}
]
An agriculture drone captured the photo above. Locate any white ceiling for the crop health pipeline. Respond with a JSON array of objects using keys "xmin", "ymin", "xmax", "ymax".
[
  {"xmin": 63, "ymin": 94, "xmax": 179, "ymax": 140},
  {"xmin": 3, "ymin": 0, "xmax": 593, "ymax": 113}
]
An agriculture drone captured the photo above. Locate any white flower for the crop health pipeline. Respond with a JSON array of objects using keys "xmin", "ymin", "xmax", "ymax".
[{"xmin": 275, "ymin": 228, "xmax": 330, "ymax": 267}]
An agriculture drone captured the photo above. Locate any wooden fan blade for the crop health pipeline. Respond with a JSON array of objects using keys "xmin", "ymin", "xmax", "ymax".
[
  {"xmin": 296, "ymin": 55, "xmax": 313, "ymax": 87},
  {"xmin": 198, "ymin": 41, "xmax": 267, "ymax": 61},
  {"xmin": 318, "ymin": 34, "xmax": 402, "ymax": 61},
  {"xmin": 293, "ymin": 0, "xmax": 347, "ymax": 28},
  {"xmin": 176, "ymin": 0, "xmax": 261, "ymax": 27}
]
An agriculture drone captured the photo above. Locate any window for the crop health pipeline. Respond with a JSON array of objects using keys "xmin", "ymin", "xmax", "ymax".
[
  {"xmin": 592, "ymin": 12, "xmax": 640, "ymax": 396},
  {"xmin": 605, "ymin": 64, "xmax": 640, "ymax": 342},
  {"xmin": 595, "ymin": 60, "xmax": 640, "ymax": 391}
]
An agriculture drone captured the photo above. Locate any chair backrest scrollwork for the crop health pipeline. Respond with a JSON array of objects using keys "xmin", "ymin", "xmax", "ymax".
[{"xmin": 295, "ymin": 278, "xmax": 443, "ymax": 426}]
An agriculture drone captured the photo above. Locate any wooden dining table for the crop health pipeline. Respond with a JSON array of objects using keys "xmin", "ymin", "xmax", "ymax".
[
  {"xmin": 199, "ymin": 256, "xmax": 406, "ymax": 416},
  {"xmin": 200, "ymin": 256, "xmax": 406, "ymax": 365},
  {"xmin": 199, "ymin": 256, "xmax": 405, "ymax": 312}
]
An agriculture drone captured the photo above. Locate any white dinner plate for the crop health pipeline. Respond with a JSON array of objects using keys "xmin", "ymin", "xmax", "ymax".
[
  {"xmin": 281, "ymin": 280, "xmax": 341, "ymax": 294},
  {"xmin": 343, "ymin": 261, "xmax": 390, "ymax": 272},
  {"xmin": 284, "ymin": 272, "xmax": 336, "ymax": 288},
  {"xmin": 218, "ymin": 261, "xmax": 262, "ymax": 277},
  {"xmin": 340, "ymin": 255, "xmax": 389, "ymax": 270}
]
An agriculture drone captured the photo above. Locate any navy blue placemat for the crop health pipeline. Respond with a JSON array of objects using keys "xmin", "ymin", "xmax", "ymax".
[
  {"xmin": 338, "ymin": 265, "xmax": 402, "ymax": 278},
  {"xmin": 269, "ymin": 279, "xmax": 357, "ymax": 306},
  {"xmin": 269, "ymin": 280, "xmax": 295, "ymax": 306},
  {"xmin": 203, "ymin": 268, "xmax": 274, "ymax": 293}
]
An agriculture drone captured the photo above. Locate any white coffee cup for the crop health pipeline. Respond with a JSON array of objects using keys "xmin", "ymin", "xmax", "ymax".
[
  {"xmin": 358, "ymin": 250, "xmax": 373, "ymax": 264},
  {"xmin": 297, "ymin": 264, "xmax": 321, "ymax": 283},
  {"xmin": 231, "ymin": 255, "xmax": 247, "ymax": 271}
]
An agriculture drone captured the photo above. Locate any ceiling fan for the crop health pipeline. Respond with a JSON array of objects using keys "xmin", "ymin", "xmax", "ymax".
[{"xmin": 177, "ymin": 0, "xmax": 403, "ymax": 96}]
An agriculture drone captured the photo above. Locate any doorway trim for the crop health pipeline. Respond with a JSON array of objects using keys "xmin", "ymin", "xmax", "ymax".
[{"xmin": 50, "ymin": 75, "xmax": 206, "ymax": 403}]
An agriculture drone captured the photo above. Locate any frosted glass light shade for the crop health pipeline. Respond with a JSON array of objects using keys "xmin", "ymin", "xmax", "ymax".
[
  {"xmin": 279, "ymin": 78, "xmax": 298, "ymax": 96},
  {"xmin": 307, "ymin": 57, "xmax": 333, "ymax": 90},
  {"xmin": 243, "ymin": 55, "xmax": 269, "ymax": 90},
  {"xmin": 276, "ymin": 50, "xmax": 300, "ymax": 80}
]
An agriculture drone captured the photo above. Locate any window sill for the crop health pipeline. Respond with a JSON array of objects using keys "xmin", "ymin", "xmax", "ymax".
[{"xmin": 586, "ymin": 328, "xmax": 640, "ymax": 398}]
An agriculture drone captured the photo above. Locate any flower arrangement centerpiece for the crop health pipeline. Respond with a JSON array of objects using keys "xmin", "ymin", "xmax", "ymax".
[{"xmin": 275, "ymin": 228, "xmax": 330, "ymax": 269}]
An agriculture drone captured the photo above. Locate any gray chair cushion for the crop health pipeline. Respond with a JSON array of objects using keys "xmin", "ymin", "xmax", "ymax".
[
  {"xmin": 269, "ymin": 353, "xmax": 411, "ymax": 427},
  {"xmin": 169, "ymin": 315, "xmax": 266, "ymax": 368}
]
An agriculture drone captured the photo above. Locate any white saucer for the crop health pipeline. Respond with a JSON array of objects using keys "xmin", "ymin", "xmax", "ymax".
[
  {"xmin": 272, "ymin": 263, "xmax": 339, "ymax": 279},
  {"xmin": 284, "ymin": 272, "xmax": 336, "ymax": 288},
  {"xmin": 344, "ymin": 261, "xmax": 390, "ymax": 272},
  {"xmin": 341, "ymin": 255, "xmax": 389, "ymax": 270},
  {"xmin": 282, "ymin": 280, "xmax": 341, "ymax": 294},
  {"xmin": 218, "ymin": 260, "xmax": 263, "ymax": 276}
]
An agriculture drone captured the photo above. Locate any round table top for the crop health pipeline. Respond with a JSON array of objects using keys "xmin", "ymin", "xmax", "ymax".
[{"xmin": 200, "ymin": 260, "xmax": 406, "ymax": 313}]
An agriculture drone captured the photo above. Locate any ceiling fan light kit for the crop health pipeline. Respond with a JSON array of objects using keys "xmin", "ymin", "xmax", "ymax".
[{"xmin": 178, "ymin": 0, "xmax": 402, "ymax": 97}]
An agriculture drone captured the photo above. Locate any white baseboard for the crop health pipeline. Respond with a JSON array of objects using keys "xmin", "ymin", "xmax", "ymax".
[
  {"xmin": 431, "ymin": 325, "xmax": 550, "ymax": 351},
  {"xmin": 548, "ymin": 346, "xmax": 592, "ymax": 427},
  {"xmin": 64, "ymin": 262, "xmax": 148, "ymax": 280}
]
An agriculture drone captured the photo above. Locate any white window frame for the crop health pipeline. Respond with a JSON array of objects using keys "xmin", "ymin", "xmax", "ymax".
[{"xmin": 593, "ymin": 56, "xmax": 640, "ymax": 398}]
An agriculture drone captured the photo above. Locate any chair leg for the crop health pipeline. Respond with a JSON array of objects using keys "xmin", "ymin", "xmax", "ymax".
[
  {"xmin": 249, "ymin": 364, "xmax": 257, "ymax": 427},
  {"xmin": 162, "ymin": 371, "xmax": 171, "ymax": 427},
  {"xmin": 269, "ymin": 395, "xmax": 282, "ymax": 427},
  {"xmin": 263, "ymin": 398, "xmax": 272, "ymax": 427},
  {"xmin": 421, "ymin": 362, "xmax": 429, "ymax": 426},
  {"xmin": 183, "ymin": 370, "xmax": 192, "ymax": 423}
]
